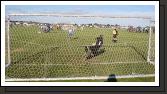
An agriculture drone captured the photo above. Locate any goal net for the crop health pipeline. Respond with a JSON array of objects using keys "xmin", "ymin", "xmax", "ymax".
[{"xmin": 5, "ymin": 14, "xmax": 155, "ymax": 81}]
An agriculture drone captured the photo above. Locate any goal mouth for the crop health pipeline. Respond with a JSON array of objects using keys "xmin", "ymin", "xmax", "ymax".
[{"xmin": 5, "ymin": 14, "xmax": 155, "ymax": 82}]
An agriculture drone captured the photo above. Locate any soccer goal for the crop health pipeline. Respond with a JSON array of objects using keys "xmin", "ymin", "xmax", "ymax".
[{"xmin": 5, "ymin": 14, "xmax": 155, "ymax": 81}]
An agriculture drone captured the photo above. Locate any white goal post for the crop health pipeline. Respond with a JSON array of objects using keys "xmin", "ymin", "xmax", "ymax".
[
  {"xmin": 147, "ymin": 20, "xmax": 155, "ymax": 64},
  {"xmin": 6, "ymin": 15, "xmax": 11, "ymax": 68}
]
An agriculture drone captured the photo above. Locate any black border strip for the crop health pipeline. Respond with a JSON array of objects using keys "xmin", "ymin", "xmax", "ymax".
[{"xmin": 4, "ymin": 2, "xmax": 164, "ymax": 92}]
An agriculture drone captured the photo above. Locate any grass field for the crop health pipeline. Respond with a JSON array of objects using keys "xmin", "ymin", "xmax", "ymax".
[{"xmin": 5, "ymin": 25, "xmax": 155, "ymax": 81}]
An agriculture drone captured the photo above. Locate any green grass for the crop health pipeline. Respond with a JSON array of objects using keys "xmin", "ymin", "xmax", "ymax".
[{"xmin": 5, "ymin": 25, "xmax": 155, "ymax": 81}]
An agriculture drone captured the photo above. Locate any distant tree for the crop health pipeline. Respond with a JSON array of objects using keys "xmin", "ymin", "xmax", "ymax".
[{"xmin": 107, "ymin": 24, "xmax": 110, "ymax": 27}]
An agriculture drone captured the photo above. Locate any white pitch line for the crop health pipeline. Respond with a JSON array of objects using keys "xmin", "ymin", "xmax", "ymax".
[
  {"xmin": 14, "ymin": 40, "xmax": 60, "ymax": 48},
  {"xmin": 91, "ymin": 61, "xmax": 147, "ymax": 64},
  {"xmin": 5, "ymin": 74, "xmax": 155, "ymax": 81},
  {"xmin": 13, "ymin": 40, "xmax": 150, "ymax": 48},
  {"xmin": 12, "ymin": 61, "xmax": 148, "ymax": 66}
]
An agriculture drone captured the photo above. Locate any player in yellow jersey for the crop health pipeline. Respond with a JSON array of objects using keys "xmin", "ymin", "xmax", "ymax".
[{"xmin": 112, "ymin": 28, "xmax": 118, "ymax": 43}]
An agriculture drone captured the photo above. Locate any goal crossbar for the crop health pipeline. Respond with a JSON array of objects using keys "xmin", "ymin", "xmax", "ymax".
[{"xmin": 8, "ymin": 13, "xmax": 152, "ymax": 19}]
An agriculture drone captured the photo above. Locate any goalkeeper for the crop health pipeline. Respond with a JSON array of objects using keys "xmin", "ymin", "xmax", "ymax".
[{"xmin": 85, "ymin": 35, "xmax": 103, "ymax": 59}]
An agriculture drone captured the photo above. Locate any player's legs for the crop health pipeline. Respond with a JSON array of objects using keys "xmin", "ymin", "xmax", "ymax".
[{"xmin": 112, "ymin": 34, "xmax": 117, "ymax": 43}]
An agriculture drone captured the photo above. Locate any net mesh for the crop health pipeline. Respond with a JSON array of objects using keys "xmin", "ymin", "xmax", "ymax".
[{"xmin": 5, "ymin": 15, "xmax": 155, "ymax": 81}]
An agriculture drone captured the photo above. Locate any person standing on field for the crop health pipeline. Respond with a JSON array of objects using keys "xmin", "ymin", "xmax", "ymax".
[
  {"xmin": 68, "ymin": 27, "xmax": 75, "ymax": 38},
  {"xmin": 112, "ymin": 28, "xmax": 118, "ymax": 43}
]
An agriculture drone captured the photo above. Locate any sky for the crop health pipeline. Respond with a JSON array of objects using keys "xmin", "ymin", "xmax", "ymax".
[{"xmin": 5, "ymin": 5, "xmax": 155, "ymax": 27}]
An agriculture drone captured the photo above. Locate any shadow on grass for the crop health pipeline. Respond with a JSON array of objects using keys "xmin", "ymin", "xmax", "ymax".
[
  {"xmin": 86, "ymin": 48, "xmax": 105, "ymax": 60},
  {"xmin": 105, "ymin": 74, "xmax": 117, "ymax": 82},
  {"xmin": 73, "ymin": 37, "xmax": 79, "ymax": 39}
]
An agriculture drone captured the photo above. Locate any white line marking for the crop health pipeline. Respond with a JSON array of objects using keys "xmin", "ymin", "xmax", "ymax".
[
  {"xmin": 12, "ymin": 61, "xmax": 149, "ymax": 66},
  {"xmin": 5, "ymin": 74, "xmax": 155, "ymax": 81}
]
